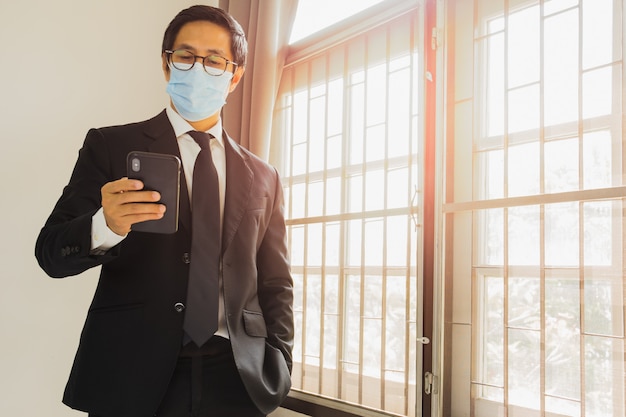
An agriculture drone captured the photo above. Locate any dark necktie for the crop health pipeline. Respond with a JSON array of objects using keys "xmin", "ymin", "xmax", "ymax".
[{"xmin": 183, "ymin": 131, "xmax": 221, "ymax": 346}]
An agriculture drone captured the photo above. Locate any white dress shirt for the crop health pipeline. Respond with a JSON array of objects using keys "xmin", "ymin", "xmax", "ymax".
[{"xmin": 90, "ymin": 105, "xmax": 229, "ymax": 339}]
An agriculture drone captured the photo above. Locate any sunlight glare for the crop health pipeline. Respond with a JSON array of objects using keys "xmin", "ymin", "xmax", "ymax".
[{"xmin": 289, "ymin": 0, "xmax": 385, "ymax": 43}]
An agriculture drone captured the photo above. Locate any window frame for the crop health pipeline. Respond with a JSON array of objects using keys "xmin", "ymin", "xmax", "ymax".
[
  {"xmin": 272, "ymin": 1, "xmax": 425, "ymax": 416},
  {"xmin": 438, "ymin": 0, "xmax": 626, "ymax": 416}
]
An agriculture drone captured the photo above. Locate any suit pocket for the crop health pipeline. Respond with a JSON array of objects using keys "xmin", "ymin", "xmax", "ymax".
[
  {"xmin": 84, "ymin": 303, "xmax": 145, "ymax": 350},
  {"xmin": 243, "ymin": 309, "xmax": 268, "ymax": 338},
  {"xmin": 89, "ymin": 302, "xmax": 143, "ymax": 314},
  {"xmin": 69, "ymin": 302, "xmax": 145, "ymax": 408},
  {"xmin": 247, "ymin": 196, "xmax": 268, "ymax": 212}
]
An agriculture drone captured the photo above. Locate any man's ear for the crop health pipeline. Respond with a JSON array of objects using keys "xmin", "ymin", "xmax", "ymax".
[
  {"xmin": 228, "ymin": 66, "xmax": 245, "ymax": 93},
  {"xmin": 162, "ymin": 53, "xmax": 170, "ymax": 81}
]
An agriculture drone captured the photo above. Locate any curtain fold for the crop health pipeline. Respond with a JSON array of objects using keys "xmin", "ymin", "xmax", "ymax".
[{"xmin": 219, "ymin": 0, "xmax": 299, "ymax": 160}]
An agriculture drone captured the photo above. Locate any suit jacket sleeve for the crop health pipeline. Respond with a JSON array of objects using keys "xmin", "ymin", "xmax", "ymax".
[
  {"xmin": 35, "ymin": 128, "xmax": 120, "ymax": 278},
  {"xmin": 256, "ymin": 168, "xmax": 294, "ymax": 371}
]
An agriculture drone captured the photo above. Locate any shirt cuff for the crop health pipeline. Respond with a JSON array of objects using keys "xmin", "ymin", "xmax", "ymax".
[{"xmin": 91, "ymin": 207, "xmax": 127, "ymax": 254}]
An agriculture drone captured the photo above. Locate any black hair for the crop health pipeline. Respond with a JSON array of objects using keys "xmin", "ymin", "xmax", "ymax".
[{"xmin": 162, "ymin": 5, "xmax": 248, "ymax": 67}]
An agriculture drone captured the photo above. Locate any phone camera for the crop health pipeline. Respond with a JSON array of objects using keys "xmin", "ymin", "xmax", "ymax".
[{"xmin": 131, "ymin": 158, "xmax": 141, "ymax": 172}]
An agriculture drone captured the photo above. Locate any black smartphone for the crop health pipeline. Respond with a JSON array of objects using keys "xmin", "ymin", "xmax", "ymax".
[{"xmin": 126, "ymin": 151, "xmax": 181, "ymax": 234}]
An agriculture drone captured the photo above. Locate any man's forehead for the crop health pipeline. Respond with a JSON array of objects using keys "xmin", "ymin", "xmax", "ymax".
[{"xmin": 173, "ymin": 22, "xmax": 232, "ymax": 57}]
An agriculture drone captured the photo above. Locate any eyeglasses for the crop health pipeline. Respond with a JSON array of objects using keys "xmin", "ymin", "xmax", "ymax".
[{"xmin": 164, "ymin": 49, "xmax": 238, "ymax": 76}]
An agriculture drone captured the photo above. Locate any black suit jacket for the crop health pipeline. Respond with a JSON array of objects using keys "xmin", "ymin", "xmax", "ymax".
[{"xmin": 35, "ymin": 111, "xmax": 294, "ymax": 417}]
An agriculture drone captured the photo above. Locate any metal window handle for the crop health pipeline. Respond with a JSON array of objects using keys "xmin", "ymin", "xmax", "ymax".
[
  {"xmin": 417, "ymin": 336, "xmax": 430, "ymax": 345},
  {"xmin": 424, "ymin": 371, "xmax": 437, "ymax": 395}
]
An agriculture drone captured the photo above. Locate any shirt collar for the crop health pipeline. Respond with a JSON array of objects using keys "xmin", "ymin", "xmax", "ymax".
[{"xmin": 165, "ymin": 105, "xmax": 224, "ymax": 147}]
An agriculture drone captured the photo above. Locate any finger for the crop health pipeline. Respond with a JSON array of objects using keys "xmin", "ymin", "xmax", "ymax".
[
  {"xmin": 117, "ymin": 190, "xmax": 162, "ymax": 204},
  {"xmin": 129, "ymin": 213, "xmax": 167, "ymax": 231},
  {"xmin": 120, "ymin": 202, "xmax": 167, "ymax": 217},
  {"xmin": 105, "ymin": 203, "xmax": 166, "ymax": 235},
  {"xmin": 107, "ymin": 210, "xmax": 166, "ymax": 236},
  {"xmin": 102, "ymin": 178, "xmax": 144, "ymax": 195}
]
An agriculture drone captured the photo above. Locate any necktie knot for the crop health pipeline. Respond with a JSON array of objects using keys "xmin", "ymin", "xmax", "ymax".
[{"xmin": 188, "ymin": 131, "xmax": 213, "ymax": 150}]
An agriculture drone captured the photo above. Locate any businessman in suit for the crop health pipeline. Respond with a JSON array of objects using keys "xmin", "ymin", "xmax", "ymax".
[{"xmin": 35, "ymin": 5, "xmax": 293, "ymax": 417}]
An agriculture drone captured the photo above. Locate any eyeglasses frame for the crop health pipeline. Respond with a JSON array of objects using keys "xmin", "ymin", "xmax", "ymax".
[{"xmin": 164, "ymin": 49, "xmax": 239, "ymax": 76}]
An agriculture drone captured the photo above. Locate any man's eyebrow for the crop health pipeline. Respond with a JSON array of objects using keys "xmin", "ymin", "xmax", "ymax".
[{"xmin": 173, "ymin": 43, "xmax": 228, "ymax": 56}]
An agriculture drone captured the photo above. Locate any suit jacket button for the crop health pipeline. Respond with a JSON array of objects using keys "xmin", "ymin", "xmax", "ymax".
[
  {"xmin": 182, "ymin": 253, "xmax": 191, "ymax": 264},
  {"xmin": 174, "ymin": 303, "xmax": 185, "ymax": 313}
]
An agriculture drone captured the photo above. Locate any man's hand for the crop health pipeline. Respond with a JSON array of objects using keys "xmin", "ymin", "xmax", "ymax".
[{"xmin": 101, "ymin": 178, "xmax": 166, "ymax": 236}]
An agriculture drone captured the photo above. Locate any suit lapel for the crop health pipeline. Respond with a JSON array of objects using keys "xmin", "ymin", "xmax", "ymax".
[
  {"xmin": 140, "ymin": 114, "xmax": 251, "ymax": 247},
  {"xmin": 144, "ymin": 111, "xmax": 192, "ymax": 234},
  {"xmin": 222, "ymin": 132, "xmax": 253, "ymax": 254}
]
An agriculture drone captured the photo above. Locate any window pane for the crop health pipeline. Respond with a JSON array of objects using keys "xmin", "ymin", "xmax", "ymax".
[
  {"xmin": 582, "ymin": 0, "xmax": 614, "ymax": 69},
  {"xmin": 583, "ymin": 131, "xmax": 612, "ymax": 189},
  {"xmin": 307, "ymin": 223, "xmax": 323, "ymax": 266},
  {"xmin": 366, "ymin": 124, "xmax": 386, "ymax": 163},
  {"xmin": 293, "ymin": 143, "xmax": 307, "ymax": 176},
  {"xmin": 478, "ymin": 208, "xmax": 504, "ymax": 265},
  {"xmin": 508, "ymin": 328, "xmax": 540, "ymax": 409},
  {"xmin": 366, "ymin": 63, "xmax": 387, "ymax": 126},
  {"xmin": 584, "ymin": 336, "xmax": 625, "ymax": 416},
  {"xmin": 508, "ymin": 6, "xmax": 540, "ymax": 88},
  {"xmin": 326, "ymin": 176, "xmax": 341, "ymax": 216},
  {"xmin": 544, "ymin": 10, "xmax": 579, "ymax": 127},
  {"xmin": 485, "ymin": 33, "xmax": 505, "ymax": 137},
  {"xmin": 545, "ymin": 272, "xmax": 581, "ymax": 402},
  {"xmin": 325, "ymin": 222, "xmax": 341, "ymax": 267},
  {"xmin": 508, "ymin": 275, "xmax": 540, "ymax": 330},
  {"xmin": 309, "ymin": 96, "xmax": 326, "ymax": 173},
  {"xmin": 326, "ymin": 134, "xmax": 343, "ymax": 170},
  {"xmin": 544, "ymin": 0, "xmax": 579, "ymax": 16},
  {"xmin": 328, "ymin": 79, "xmax": 344, "ymax": 136},
  {"xmin": 508, "ymin": 205, "xmax": 540, "ymax": 266},
  {"xmin": 290, "ymin": 0, "xmax": 385, "ymax": 43},
  {"xmin": 584, "ymin": 270, "xmax": 624, "ymax": 337},
  {"xmin": 305, "ymin": 274, "xmax": 322, "ymax": 365},
  {"xmin": 544, "ymin": 138, "xmax": 579, "ymax": 193},
  {"xmin": 347, "ymin": 174, "xmax": 363, "ymax": 213},
  {"xmin": 291, "ymin": 225, "xmax": 305, "ymax": 266},
  {"xmin": 347, "ymin": 219, "xmax": 362, "ymax": 267},
  {"xmin": 387, "ymin": 167, "xmax": 409, "ymax": 209},
  {"xmin": 349, "ymin": 83, "xmax": 365, "ymax": 165},
  {"xmin": 345, "ymin": 274, "xmax": 362, "ymax": 376},
  {"xmin": 365, "ymin": 169, "xmax": 385, "ymax": 211},
  {"xmin": 508, "ymin": 84, "xmax": 540, "ymax": 133},
  {"xmin": 308, "ymin": 181, "xmax": 324, "ymax": 217},
  {"xmin": 385, "ymin": 275, "xmax": 407, "ymax": 371},
  {"xmin": 364, "ymin": 219, "xmax": 383, "ymax": 267},
  {"xmin": 476, "ymin": 274, "xmax": 505, "ymax": 392},
  {"xmin": 583, "ymin": 66, "xmax": 613, "ymax": 119},
  {"xmin": 386, "ymin": 216, "xmax": 408, "ymax": 266},
  {"xmin": 389, "ymin": 65, "xmax": 413, "ymax": 158},
  {"xmin": 583, "ymin": 200, "xmax": 614, "ymax": 266},
  {"xmin": 545, "ymin": 202, "xmax": 579, "ymax": 267},
  {"xmin": 508, "ymin": 142, "xmax": 540, "ymax": 197},
  {"xmin": 477, "ymin": 149, "xmax": 504, "ymax": 200},
  {"xmin": 293, "ymin": 90, "xmax": 309, "ymax": 144}
]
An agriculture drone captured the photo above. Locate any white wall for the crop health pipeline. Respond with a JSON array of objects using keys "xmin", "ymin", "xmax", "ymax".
[{"xmin": 0, "ymin": 1, "xmax": 215, "ymax": 416}]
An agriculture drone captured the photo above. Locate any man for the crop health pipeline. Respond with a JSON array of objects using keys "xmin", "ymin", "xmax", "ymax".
[{"xmin": 35, "ymin": 5, "xmax": 293, "ymax": 417}]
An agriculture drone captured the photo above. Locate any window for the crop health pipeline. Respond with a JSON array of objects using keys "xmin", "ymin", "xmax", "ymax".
[
  {"xmin": 272, "ymin": 1, "xmax": 420, "ymax": 415},
  {"xmin": 442, "ymin": 0, "xmax": 626, "ymax": 416},
  {"xmin": 289, "ymin": 0, "xmax": 385, "ymax": 43}
]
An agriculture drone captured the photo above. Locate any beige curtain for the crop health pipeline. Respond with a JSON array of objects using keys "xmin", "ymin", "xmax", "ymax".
[{"xmin": 219, "ymin": 0, "xmax": 299, "ymax": 160}]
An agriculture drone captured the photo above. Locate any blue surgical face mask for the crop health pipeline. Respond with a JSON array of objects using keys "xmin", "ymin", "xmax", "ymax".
[{"xmin": 166, "ymin": 64, "xmax": 233, "ymax": 122}]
